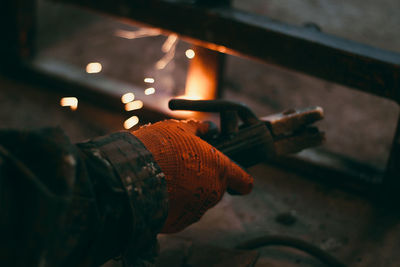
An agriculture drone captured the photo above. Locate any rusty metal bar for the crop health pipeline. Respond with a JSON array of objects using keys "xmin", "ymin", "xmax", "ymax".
[{"xmin": 53, "ymin": 0, "xmax": 400, "ymax": 103}]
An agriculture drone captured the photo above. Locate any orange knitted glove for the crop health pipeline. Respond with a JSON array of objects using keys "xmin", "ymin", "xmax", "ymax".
[{"xmin": 132, "ymin": 120, "xmax": 253, "ymax": 233}]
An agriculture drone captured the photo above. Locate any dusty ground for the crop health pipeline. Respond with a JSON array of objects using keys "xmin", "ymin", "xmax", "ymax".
[{"xmin": 1, "ymin": 0, "xmax": 400, "ymax": 266}]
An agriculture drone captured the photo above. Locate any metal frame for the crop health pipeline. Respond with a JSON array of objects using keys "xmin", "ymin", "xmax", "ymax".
[{"xmin": 2, "ymin": 0, "xmax": 399, "ymax": 197}]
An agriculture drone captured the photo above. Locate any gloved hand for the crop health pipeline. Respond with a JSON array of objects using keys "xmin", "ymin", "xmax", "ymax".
[{"xmin": 132, "ymin": 120, "xmax": 253, "ymax": 233}]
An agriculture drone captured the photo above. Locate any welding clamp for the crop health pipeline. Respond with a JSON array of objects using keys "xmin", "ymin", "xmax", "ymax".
[{"xmin": 169, "ymin": 99, "xmax": 325, "ymax": 168}]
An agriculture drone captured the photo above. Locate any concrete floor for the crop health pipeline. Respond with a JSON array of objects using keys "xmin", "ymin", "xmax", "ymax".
[{"xmin": 1, "ymin": 0, "xmax": 400, "ymax": 266}]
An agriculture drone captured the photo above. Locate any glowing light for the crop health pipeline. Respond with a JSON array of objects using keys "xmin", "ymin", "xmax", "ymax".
[
  {"xmin": 156, "ymin": 34, "xmax": 178, "ymax": 70},
  {"xmin": 144, "ymin": 78, "xmax": 155, "ymax": 84},
  {"xmin": 124, "ymin": 116, "xmax": 139, "ymax": 129},
  {"xmin": 184, "ymin": 51, "xmax": 218, "ymax": 100},
  {"xmin": 144, "ymin": 87, "xmax": 155, "ymax": 95},
  {"xmin": 121, "ymin": 92, "xmax": 135, "ymax": 104},
  {"xmin": 60, "ymin": 97, "xmax": 78, "ymax": 111},
  {"xmin": 125, "ymin": 100, "xmax": 143, "ymax": 111},
  {"xmin": 176, "ymin": 94, "xmax": 202, "ymax": 100},
  {"xmin": 185, "ymin": 49, "xmax": 195, "ymax": 59},
  {"xmin": 162, "ymin": 34, "xmax": 178, "ymax": 53},
  {"xmin": 86, "ymin": 62, "xmax": 102, "ymax": 74},
  {"xmin": 184, "ymin": 72, "xmax": 210, "ymax": 100},
  {"xmin": 115, "ymin": 28, "xmax": 161, "ymax": 40}
]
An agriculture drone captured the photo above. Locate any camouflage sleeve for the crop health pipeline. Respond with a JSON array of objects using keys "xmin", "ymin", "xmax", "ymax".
[
  {"xmin": 77, "ymin": 131, "xmax": 169, "ymax": 266},
  {"xmin": 0, "ymin": 128, "xmax": 168, "ymax": 267}
]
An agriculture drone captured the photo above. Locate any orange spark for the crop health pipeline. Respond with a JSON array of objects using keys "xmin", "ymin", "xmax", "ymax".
[
  {"xmin": 185, "ymin": 49, "xmax": 195, "ymax": 59},
  {"xmin": 124, "ymin": 116, "xmax": 139, "ymax": 129},
  {"xmin": 144, "ymin": 78, "xmax": 155, "ymax": 84},
  {"xmin": 60, "ymin": 97, "xmax": 78, "ymax": 111},
  {"xmin": 144, "ymin": 87, "xmax": 155, "ymax": 95},
  {"xmin": 162, "ymin": 34, "xmax": 178, "ymax": 53},
  {"xmin": 156, "ymin": 34, "xmax": 178, "ymax": 70},
  {"xmin": 125, "ymin": 100, "xmax": 143, "ymax": 111},
  {"xmin": 86, "ymin": 62, "xmax": 102, "ymax": 74},
  {"xmin": 121, "ymin": 92, "xmax": 135, "ymax": 104}
]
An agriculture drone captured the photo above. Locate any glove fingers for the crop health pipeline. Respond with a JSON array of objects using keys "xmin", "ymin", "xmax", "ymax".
[
  {"xmin": 223, "ymin": 157, "xmax": 254, "ymax": 195},
  {"xmin": 181, "ymin": 120, "xmax": 210, "ymax": 136}
]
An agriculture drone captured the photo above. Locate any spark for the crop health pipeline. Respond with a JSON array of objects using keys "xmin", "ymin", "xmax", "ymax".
[
  {"xmin": 162, "ymin": 34, "xmax": 178, "ymax": 53},
  {"xmin": 144, "ymin": 87, "xmax": 155, "ymax": 95},
  {"xmin": 60, "ymin": 97, "xmax": 78, "ymax": 111},
  {"xmin": 156, "ymin": 34, "xmax": 179, "ymax": 70},
  {"xmin": 86, "ymin": 62, "xmax": 102, "ymax": 74},
  {"xmin": 115, "ymin": 28, "xmax": 161, "ymax": 40},
  {"xmin": 124, "ymin": 116, "xmax": 139, "ymax": 129},
  {"xmin": 144, "ymin": 77, "xmax": 155, "ymax": 84},
  {"xmin": 185, "ymin": 49, "xmax": 195, "ymax": 59},
  {"xmin": 125, "ymin": 100, "xmax": 144, "ymax": 111},
  {"xmin": 121, "ymin": 92, "xmax": 135, "ymax": 104}
]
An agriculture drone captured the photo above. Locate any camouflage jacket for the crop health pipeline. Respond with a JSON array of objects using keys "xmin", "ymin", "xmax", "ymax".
[{"xmin": 0, "ymin": 127, "xmax": 169, "ymax": 267}]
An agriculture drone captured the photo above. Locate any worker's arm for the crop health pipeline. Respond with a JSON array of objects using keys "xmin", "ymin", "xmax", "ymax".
[
  {"xmin": 0, "ymin": 120, "xmax": 253, "ymax": 266},
  {"xmin": 0, "ymin": 127, "xmax": 168, "ymax": 267}
]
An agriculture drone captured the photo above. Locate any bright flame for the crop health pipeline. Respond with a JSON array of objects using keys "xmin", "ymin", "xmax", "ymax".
[
  {"xmin": 144, "ymin": 87, "xmax": 155, "ymax": 95},
  {"xmin": 124, "ymin": 116, "xmax": 139, "ymax": 129},
  {"xmin": 121, "ymin": 92, "xmax": 135, "ymax": 103},
  {"xmin": 60, "ymin": 97, "xmax": 78, "ymax": 111},
  {"xmin": 125, "ymin": 100, "xmax": 143, "ymax": 111},
  {"xmin": 115, "ymin": 28, "xmax": 161, "ymax": 40},
  {"xmin": 185, "ymin": 49, "xmax": 195, "ymax": 59},
  {"xmin": 144, "ymin": 77, "xmax": 155, "ymax": 84},
  {"xmin": 184, "ymin": 74, "xmax": 209, "ymax": 100},
  {"xmin": 86, "ymin": 62, "xmax": 102, "ymax": 74}
]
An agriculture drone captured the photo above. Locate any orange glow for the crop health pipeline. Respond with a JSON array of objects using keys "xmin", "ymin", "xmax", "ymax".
[
  {"xmin": 125, "ymin": 100, "xmax": 143, "ymax": 111},
  {"xmin": 144, "ymin": 78, "xmax": 155, "ymax": 84},
  {"xmin": 86, "ymin": 62, "xmax": 102, "ymax": 73},
  {"xmin": 124, "ymin": 116, "xmax": 139, "ymax": 129},
  {"xmin": 60, "ymin": 97, "xmax": 78, "ymax": 111},
  {"xmin": 184, "ymin": 46, "xmax": 219, "ymax": 101},
  {"xmin": 185, "ymin": 49, "xmax": 195, "ymax": 59},
  {"xmin": 184, "ymin": 71, "xmax": 210, "ymax": 100},
  {"xmin": 121, "ymin": 92, "xmax": 135, "ymax": 103},
  {"xmin": 175, "ymin": 94, "xmax": 201, "ymax": 100},
  {"xmin": 144, "ymin": 87, "xmax": 156, "ymax": 95}
]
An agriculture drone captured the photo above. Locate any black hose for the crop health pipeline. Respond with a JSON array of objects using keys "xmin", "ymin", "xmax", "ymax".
[{"xmin": 236, "ymin": 235, "xmax": 347, "ymax": 267}]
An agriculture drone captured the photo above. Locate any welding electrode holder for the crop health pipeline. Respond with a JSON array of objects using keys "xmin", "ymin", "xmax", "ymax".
[{"xmin": 169, "ymin": 99, "xmax": 325, "ymax": 168}]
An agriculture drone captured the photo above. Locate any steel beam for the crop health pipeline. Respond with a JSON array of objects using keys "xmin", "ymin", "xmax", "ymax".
[{"xmin": 54, "ymin": 0, "xmax": 400, "ymax": 103}]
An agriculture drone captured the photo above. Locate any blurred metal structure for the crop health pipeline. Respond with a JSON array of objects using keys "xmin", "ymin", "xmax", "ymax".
[{"xmin": 1, "ymin": 0, "xmax": 399, "ymax": 198}]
